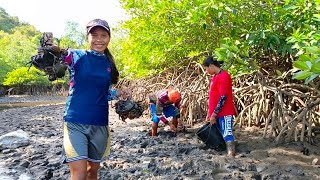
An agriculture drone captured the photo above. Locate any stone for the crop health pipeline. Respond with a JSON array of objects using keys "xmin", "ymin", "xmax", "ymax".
[
  {"xmin": 312, "ymin": 158, "xmax": 320, "ymax": 165},
  {"xmin": 0, "ymin": 130, "xmax": 30, "ymax": 149}
]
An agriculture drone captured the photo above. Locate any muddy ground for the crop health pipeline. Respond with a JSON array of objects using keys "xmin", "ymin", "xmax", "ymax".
[{"xmin": 0, "ymin": 95, "xmax": 319, "ymax": 180}]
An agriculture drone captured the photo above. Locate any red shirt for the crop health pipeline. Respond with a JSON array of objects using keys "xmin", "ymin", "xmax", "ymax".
[{"xmin": 208, "ymin": 70, "xmax": 236, "ymax": 118}]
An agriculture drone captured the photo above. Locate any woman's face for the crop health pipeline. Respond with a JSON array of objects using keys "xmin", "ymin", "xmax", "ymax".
[
  {"xmin": 87, "ymin": 27, "xmax": 110, "ymax": 53},
  {"xmin": 204, "ymin": 64, "xmax": 215, "ymax": 75}
]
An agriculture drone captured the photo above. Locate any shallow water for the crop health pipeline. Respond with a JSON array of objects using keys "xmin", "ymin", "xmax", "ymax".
[{"xmin": 0, "ymin": 101, "xmax": 64, "ymax": 111}]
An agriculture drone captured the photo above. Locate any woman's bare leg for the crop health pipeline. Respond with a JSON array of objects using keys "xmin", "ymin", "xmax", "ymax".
[
  {"xmin": 69, "ymin": 160, "xmax": 87, "ymax": 180},
  {"xmin": 87, "ymin": 161, "xmax": 100, "ymax": 180}
]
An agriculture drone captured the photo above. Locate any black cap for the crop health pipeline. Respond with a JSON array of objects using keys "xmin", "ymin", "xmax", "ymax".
[{"xmin": 86, "ymin": 19, "xmax": 110, "ymax": 35}]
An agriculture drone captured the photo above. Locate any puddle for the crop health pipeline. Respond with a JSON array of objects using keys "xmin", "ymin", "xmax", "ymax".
[{"xmin": 0, "ymin": 101, "xmax": 65, "ymax": 111}]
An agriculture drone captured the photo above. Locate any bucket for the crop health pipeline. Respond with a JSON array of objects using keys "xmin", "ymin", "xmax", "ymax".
[{"xmin": 196, "ymin": 123, "xmax": 226, "ymax": 151}]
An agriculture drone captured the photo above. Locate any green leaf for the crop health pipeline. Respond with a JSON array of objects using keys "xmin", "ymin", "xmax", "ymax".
[
  {"xmin": 225, "ymin": 6, "xmax": 232, "ymax": 12},
  {"xmin": 304, "ymin": 73, "xmax": 320, "ymax": 84},
  {"xmin": 313, "ymin": 14, "xmax": 320, "ymax": 22},
  {"xmin": 310, "ymin": 62, "xmax": 320, "ymax": 73},
  {"xmin": 229, "ymin": 45, "xmax": 239, "ymax": 53},
  {"xmin": 293, "ymin": 71, "xmax": 312, "ymax": 80},
  {"xmin": 306, "ymin": 61, "xmax": 312, "ymax": 69},
  {"xmin": 298, "ymin": 54, "xmax": 310, "ymax": 62},
  {"xmin": 293, "ymin": 61, "xmax": 310, "ymax": 70},
  {"xmin": 305, "ymin": 46, "xmax": 320, "ymax": 54},
  {"xmin": 276, "ymin": 70, "xmax": 282, "ymax": 76},
  {"xmin": 202, "ymin": 23, "xmax": 207, "ymax": 30},
  {"xmin": 231, "ymin": 29, "xmax": 236, "ymax": 37}
]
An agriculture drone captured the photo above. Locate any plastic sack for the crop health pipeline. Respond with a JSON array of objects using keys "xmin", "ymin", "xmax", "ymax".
[{"xmin": 196, "ymin": 123, "xmax": 226, "ymax": 151}]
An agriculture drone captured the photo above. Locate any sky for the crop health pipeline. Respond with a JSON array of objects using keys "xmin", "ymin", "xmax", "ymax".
[{"xmin": 0, "ymin": 0, "xmax": 128, "ymax": 37}]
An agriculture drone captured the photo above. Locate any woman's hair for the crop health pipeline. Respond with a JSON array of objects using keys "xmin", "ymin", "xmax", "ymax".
[
  {"xmin": 104, "ymin": 49, "xmax": 119, "ymax": 84},
  {"xmin": 202, "ymin": 56, "xmax": 224, "ymax": 68}
]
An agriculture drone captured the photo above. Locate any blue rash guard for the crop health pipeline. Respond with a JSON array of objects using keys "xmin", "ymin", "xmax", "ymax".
[{"xmin": 63, "ymin": 49, "xmax": 117, "ymax": 126}]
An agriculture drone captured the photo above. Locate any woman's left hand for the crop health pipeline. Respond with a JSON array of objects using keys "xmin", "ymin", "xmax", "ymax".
[{"xmin": 209, "ymin": 113, "xmax": 217, "ymax": 125}]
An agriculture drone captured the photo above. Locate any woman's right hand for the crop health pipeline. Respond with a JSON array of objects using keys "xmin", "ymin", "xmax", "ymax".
[{"xmin": 118, "ymin": 86, "xmax": 132, "ymax": 100}]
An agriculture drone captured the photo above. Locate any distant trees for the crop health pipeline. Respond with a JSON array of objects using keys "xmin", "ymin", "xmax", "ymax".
[
  {"xmin": 0, "ymin": 7, "xmax": 21, "ymax": 32},
  {"xmin": 0, "ymin": 7, "xmax": 83, "ymax": 87}
]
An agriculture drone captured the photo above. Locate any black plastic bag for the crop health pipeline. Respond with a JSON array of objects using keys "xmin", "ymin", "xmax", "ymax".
[{"xmin": 196, "ymin": 123, "xmax": 226, "ymax": 151}]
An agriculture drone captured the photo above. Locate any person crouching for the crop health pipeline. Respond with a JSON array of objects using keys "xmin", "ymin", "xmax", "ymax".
[{"xmin": 148, "ymin": 88, "xmax": 182, "ymax": 136}]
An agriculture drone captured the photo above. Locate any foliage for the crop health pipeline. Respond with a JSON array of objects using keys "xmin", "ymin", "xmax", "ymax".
[
  {"xmin": 288, "ymin": 28, "xmax": 320, "ymax": 83},
  {"xmin": 117, "ymin": 0, "xmax": 262, "ymax": 77},
  {"xmin": 3, "ymin": 67, "xmax": 50, "ymax": 86},
  {"xmin": 0, "ymin": 25, "xmax": 41, "ymax": 84},
  {"xmin": 0, "ymin": 12, "xmax": 81, "ymax": 86},
  {"xmin": 1, "ymin": 1, "xmax": 320, "ymax": 86},
  {"xmin": 0, "ymin": 26, "xmax": 40, "ymax": 67},
  {"xmin": 0, "ymin": 58, "xmax": 10, "ymax": 84},
  {"xmin": 62, "ymin": 21, "xmax": 87, "ymax": 47},
  {"xmin": 0, "ymin": 7, "xmax": 21, "ymax": 32},
  {"xmin": 285, "ymin": 0, "xmax": 320, "ymax": 83},
  {"xmin": 214, "ymin": 38, "xmax": 256, "ymax": 76},
  {"xmin": 118, "ymin": 0, "xmax": 320, "ymax": 81}
]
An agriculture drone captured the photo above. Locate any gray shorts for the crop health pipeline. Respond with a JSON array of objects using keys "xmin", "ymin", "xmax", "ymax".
[{"xmin": 62, "ymin": 122, "xmax": 111, "ymax": 163}]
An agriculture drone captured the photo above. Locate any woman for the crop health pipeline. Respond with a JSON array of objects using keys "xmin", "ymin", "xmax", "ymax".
[
  {"xmin": 203, "ymin": 55, "xmax": 237, "ymax": 157},
  {"xmin": 52, "ymin": 19, "xmax": 130, "ymax": 179}
]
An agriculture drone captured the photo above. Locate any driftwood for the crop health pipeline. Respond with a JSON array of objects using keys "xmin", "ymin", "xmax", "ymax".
[{"xmin": 118, "ymin": 58, "xmax": 320, "ymax": 144}]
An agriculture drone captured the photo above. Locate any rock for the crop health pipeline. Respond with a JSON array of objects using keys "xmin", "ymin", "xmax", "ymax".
[
  {"xmin": 2, "ymin": 149, "xmax": 16, "ymax": 154},
  {"xmin": 249, "ymin": 150, "xmax": 269, "ymax": 159},
  {"xmin": 45, "ymin": 132, "xmax": 55, "ymax": 138},
  {"xmin": 140, "ymin": 140, "xmax": 149, "ymax": 148},
  {"xmin": 127, "ymin": 168, "xmax": 137, "ymax": 173},
  {"xmin": 18, "ymin": 174, "xmax": 32, "ymax": 180},
  {"xmin": 286, "ymin": 165, "xmax": 305, "ymax": 176},
  {"xmin": 0, "ymin": 130, "xmax": 30, "ymax": 149},
  {"xmin": 37, "ymin": 169, "xmax": 53, "ymax": 180},
  {"xmin": 312, "ymin": 158, "xmax": 320, "ymax": 165},
  {"xmin": 5, "ymin": 158, "xmax": 20, "ymax": 167},
  {"xmin": 19, "ymin": 160, "xmax": 30, "ymax": 168},
  {"xmin": 112, "ymin": 143, "xmax": 123, "ymax": 149},
  {"xmin": 224, "ymin": 162, "xmax": 240, "ymax": 172},
  {"xmin": 243, "ymin": 172, "xmax": 261, "ymax": 180},
  {"xmin": 256, "ymin": 164, "xmax": 268, "ymax": 173},
  {"xmin": 181, "ymin": 160, "xmax": 193, "ymax": 171},
  {"xmin": 235, "ymin": 153, "xmax": 246, "ymax": 158}
]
